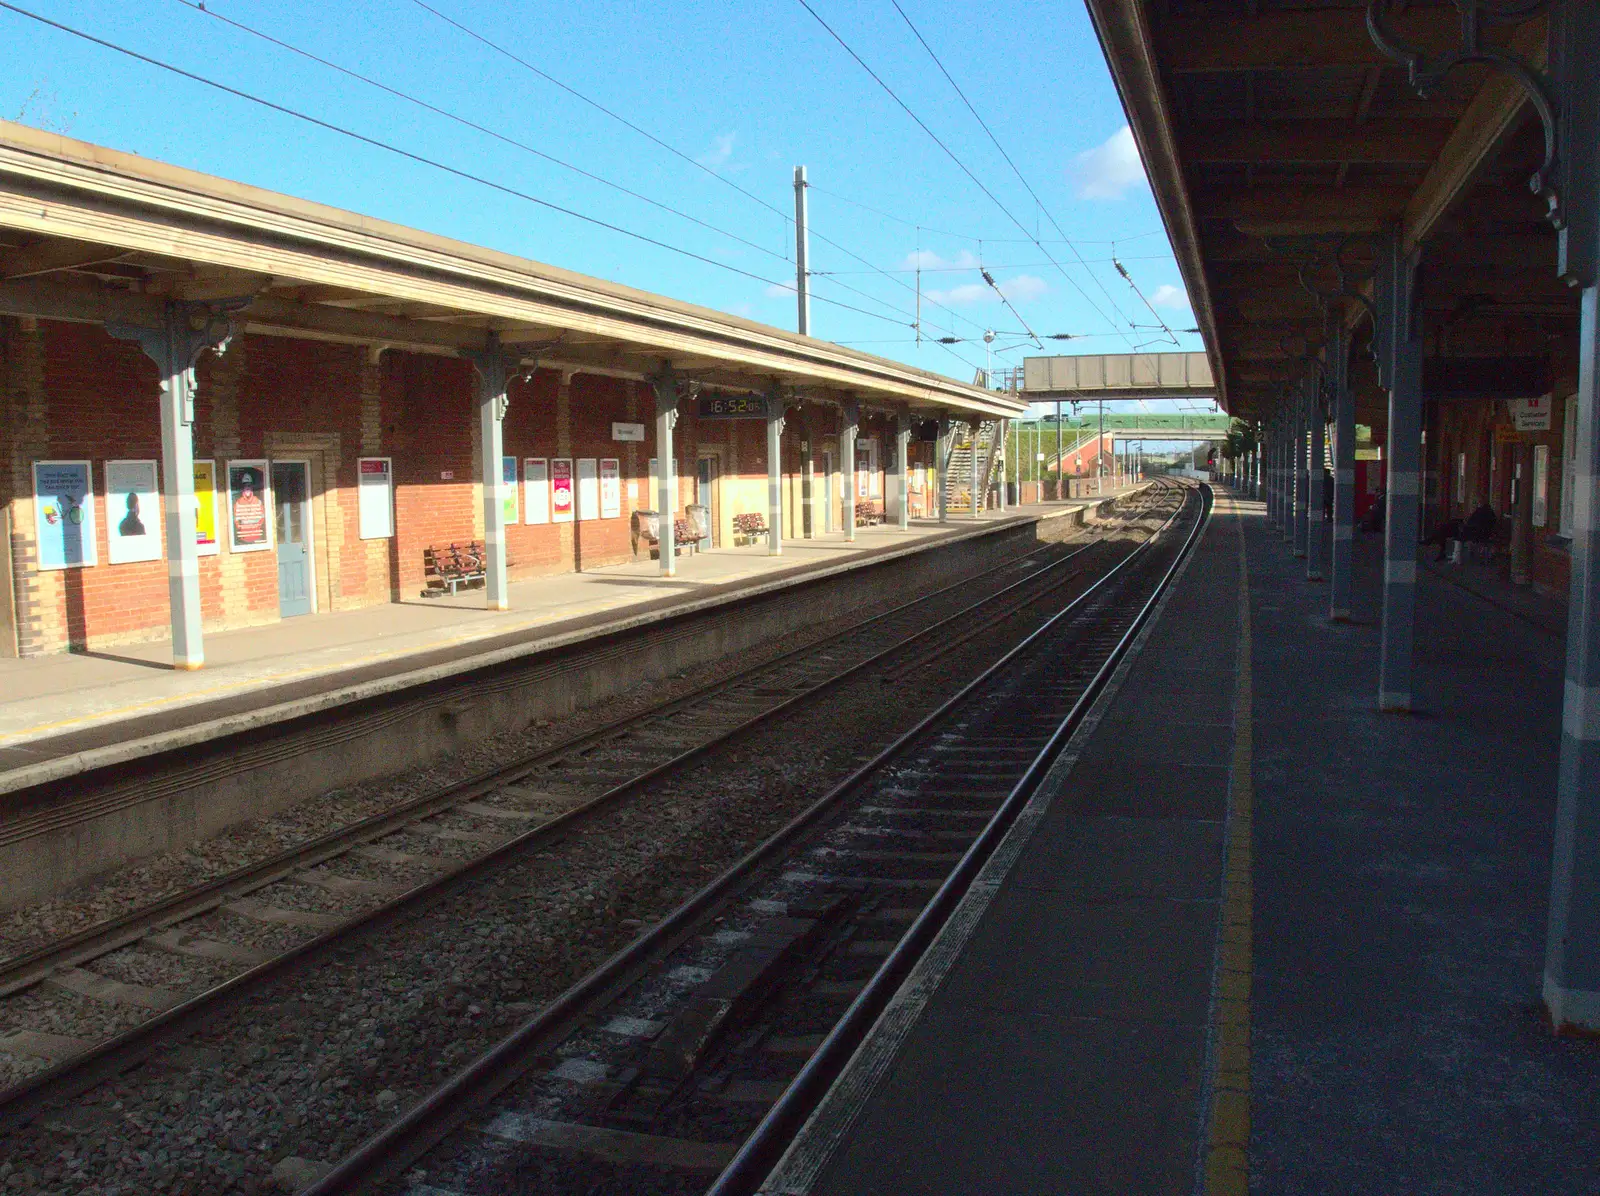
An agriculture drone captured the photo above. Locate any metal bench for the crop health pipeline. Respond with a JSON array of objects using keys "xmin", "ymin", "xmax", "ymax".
[{"xmin": 422, "ymin": 541, "xmax": 486, "ymax": 597}]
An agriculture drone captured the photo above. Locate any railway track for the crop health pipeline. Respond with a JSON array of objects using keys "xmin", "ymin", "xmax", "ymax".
[
  {"xmin": 293, "ymin": 480, "xmax": 1210, "ymax": 1196},
  {"xmin": 0, "ymin": 485, "xmax": 1176, "ymax": 1131}
]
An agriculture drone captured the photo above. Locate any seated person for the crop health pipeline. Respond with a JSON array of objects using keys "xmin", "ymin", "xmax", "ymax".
[
  {"xmin": 1358, "ymin": 491, "xmax": 1386, "ymax": 534},
  {"xmin": 1422, "ymin": 503, "xmax": 1496, "ymax": 560}
]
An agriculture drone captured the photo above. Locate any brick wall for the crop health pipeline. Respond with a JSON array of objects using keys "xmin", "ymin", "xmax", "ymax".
[{"xmin": 1, "ymin": 319, "xmax": 885, "ymax": 655}]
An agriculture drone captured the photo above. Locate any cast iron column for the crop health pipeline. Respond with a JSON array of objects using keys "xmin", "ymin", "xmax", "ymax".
[
  {"xmin": 466, "ymin": 334, "xmax": 513, "ymax": 611},
  {"xmin": 1330, "ymin": 322, "xmax": 1356, "ymax": 619},
  {"xmin": 767, "ymin": 395, "xmax": 785, "ymax": 556},
  {"xmin": 651, "ymin": 369, "xmax": 678, "ymax": 577},
  {"xmin": 108, "ymin": 302, "xmax": 236, "ymax": 669},
  {"xmin": 1307, "ymin": 373, "xmax": 1327, "ymax": 581},
  {"xmin": 896, "ymin": 413, "xmax": 912, "ymax": 531},
  {"xmin": 840, "ymin": 400, "xmax": 858, "ymax": 542},
  {"xmin": 1377, "ymin": 229, "xmax": 1424, "ymax": 712},
  {"xmin": 1293, "ymin": 381, "xmax": 1310, "ymax": 556}
]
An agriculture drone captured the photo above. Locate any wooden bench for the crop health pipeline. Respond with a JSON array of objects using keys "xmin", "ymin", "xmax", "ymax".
[
  {"xmin": 733, "ymin": 511, "xmax": 768, "ymax": 545},
  {"xmin": 422, "ymin": 541, "xmax": 486, "ymax": 597},
  {"xmin": 854, "ymin": 500, "xmax": 885, "ymax": 527},
  {"xmin": 631, "ymin": 510, "xmax": 694, "ymax": 560}
]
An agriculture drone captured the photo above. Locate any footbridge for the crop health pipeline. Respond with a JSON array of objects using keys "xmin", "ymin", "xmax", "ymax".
[{"xmin": 1021, "ymin": 351, "xmax": 1215, "ymax": 403}]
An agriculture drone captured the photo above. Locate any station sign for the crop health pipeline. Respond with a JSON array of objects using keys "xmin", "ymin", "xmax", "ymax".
[
  {"xmin": 1508, "ymin": 395, "xmax": 1552, "ymax": 432},
  {"xmin": 612, "ymin": 422, "xmax": 645, "ymax": 441},
  {"xmin": 697, "ymin": 393, "xmax": 769, "ymax": 420}
]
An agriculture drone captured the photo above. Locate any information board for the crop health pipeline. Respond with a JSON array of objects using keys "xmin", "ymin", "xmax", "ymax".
[
  {"xmin": 551, "ymin": 458, "xmax": 574, "ymax": 523},
  {"xmin": 696, "ymin": 393, "xmax": 768, "ymax": 420},
  {"xmin": 194, "ymin": 460, "xmax": 220, "ymax": 556},
  {"xmin": 600, "ymin": 458, "xmax": 621, "ymax": 518},
  {"xmin": 576, "ymin": 458, "xmax": 599, "ymax": 521},
  {"xmin": 33, "ymin": 459, "xmax": 96, "ymax": 569},
  {"xmin": 524, "ymin": 458, "xmax": 550, "ymax": 524},
  {"xmin": 501, "ymin": 456, "xmax": 519, "ymax": 525},
  {"xmin": 357, "ymin": 457, "xmax": 394, "ymax": 540},
  {"xmin": 105, "ymin": 459, "xmax": 161, "ymax": 564}
]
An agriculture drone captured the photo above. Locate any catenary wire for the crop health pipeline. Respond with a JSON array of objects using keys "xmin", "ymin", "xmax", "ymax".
[
  {"xmin": 887, "ymin": 0, "xmax": 1163, "ymax": 342},
  {"xmin": 169, "ymin": 0, "xmax": 791, "ymax": 266},
  {"xmin": 793, "ymin": 0, "xmax": 1138, "ymax": 347},
  {"xmin": 409, "ymin": 0, "xmax": 993, "ymax": 339},
  {"xmin": 0, "ymin": 2, "xmax": 916, "ymax": 333}
]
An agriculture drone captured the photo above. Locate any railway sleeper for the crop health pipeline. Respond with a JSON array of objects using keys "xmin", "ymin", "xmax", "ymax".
[{"xmin": 641, "ymin": 901, "xmax": 847, "ymax": 1081}]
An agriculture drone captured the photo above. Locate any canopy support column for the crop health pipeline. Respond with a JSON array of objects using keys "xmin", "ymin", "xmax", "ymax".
[
  {"xmin": 465, "ymin": 333, "xmax": 515, "ymax": 611},
  {"xmin": 651, "ymin": 368, "xmax": 679, "ymax": 577},
  {"xmin": 841, "ymin": 400, "xmax": 858, "ymax": 543},
  {"xmin": 1376, "ymin": 229, "xmax": 1424, "ymax": 712}
]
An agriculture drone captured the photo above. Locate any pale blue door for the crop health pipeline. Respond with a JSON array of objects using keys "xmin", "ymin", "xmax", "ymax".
[{"xmin": 271, "ymin": 461, "xmax": 312, "ymax": 617}]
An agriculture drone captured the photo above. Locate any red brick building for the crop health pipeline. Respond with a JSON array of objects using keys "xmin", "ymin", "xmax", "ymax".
[{"xmin": 0, "ymin": 123, "xmax": 1018, "ymax": 659}]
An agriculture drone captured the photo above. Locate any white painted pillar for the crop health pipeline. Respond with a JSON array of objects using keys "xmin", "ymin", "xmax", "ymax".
[
  {"xmin": 652, "ymin": 370, "xmax": 679, "ymax": 577},
  {"xmin": 938, "ymin": 418, "xmax": 951, "ymax": 524},
  {"xmin": 841, "ymin": 400, "xmax": 858, "ymax": 542},
  {"xmin": 896, "ymin": 414, "xmax": 912, "ymax": 531},
  {"xmin": 1377, "ymin": 231, "xmax": 1423, "ymax": 712},
  {"xmin": 767, "ymin": 398, "xmax": 785, "ymax": 555},
  {"xmin": 108, "ymin": 302, "xmax": 235, "ymax": 670},
  {"xmin": 470, "ymin": 337, "xmax": 511, "ymax": 611},
  {"xmin": 996, "ymin": 418, "xmax": 1008, "ymax": 513}
]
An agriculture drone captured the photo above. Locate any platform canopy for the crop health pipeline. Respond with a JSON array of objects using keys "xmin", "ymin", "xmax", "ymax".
[
  {"xmin": 1082, "ymin": 0, "xmax": 1570, "ymax": 427},
  {"xmin": 0, "ymin": 121, "xmax": 1021, "ymax": 420}
]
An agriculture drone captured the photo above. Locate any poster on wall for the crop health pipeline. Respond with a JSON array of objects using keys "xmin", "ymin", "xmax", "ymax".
[
  {"xmin": 227, "ymin": 460, "xmax": 271, "ymax": 552},
  {"xmin": 32, "ymin": 460, "xmax": 97, "ymax": 569},
  {"xmin": 105, "ymin": 459, "xmax": 161, "ymax": 565},
  {"xmin": 600, "ymin": 458, "xmax": 621, "ymax": 518},
  {"xmin": 194, "ymin": 460, "xmax": 220, "ymax": 556},
  {"xmin": 551, "ymin": 458, "xmax": 575, "ymax": 523},
  {"xmin": 357, "ymin": 457, "xmax": 394, "ymax": 540},
  {"xmin": 524, "ymin": 458, "xmax": 550, "ymax": 524},
  {"xmin": 576, "ymin": 458, "xmax": 599, "ymax": 521},
  {"xmin": 501, "ymin": 456, "xmax": 520, "ymax": 525}
]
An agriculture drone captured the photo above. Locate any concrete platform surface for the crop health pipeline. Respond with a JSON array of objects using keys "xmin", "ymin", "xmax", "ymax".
[
  {"xmin": 0, "ymin": 497, "xmax": 1127, "ymax": 791},
  {"xmin": 763, "ymin": 490, "xmax": 1600, "ymax": 1195}
]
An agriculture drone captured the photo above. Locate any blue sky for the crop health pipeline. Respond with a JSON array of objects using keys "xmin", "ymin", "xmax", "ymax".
[{"xmin": 0, "ymin": 0, "xmax": 1206, "ymax": 408}]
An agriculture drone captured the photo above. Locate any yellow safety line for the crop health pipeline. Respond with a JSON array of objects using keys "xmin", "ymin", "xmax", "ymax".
[{"xmin": 1203, "ymin": 497, "xmax": 1254, "ymax": 1195}]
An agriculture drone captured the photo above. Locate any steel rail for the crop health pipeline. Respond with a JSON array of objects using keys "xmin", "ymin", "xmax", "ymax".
[
  {"xmin": 298, "ymin": 481, "xmax": 1200, "ymax": 1196},
  {"xmin": 0, "ymin": 488, "xmax": 1173, "ymax": 1122},
  {"xmin": 0, "ymin": 495, "xmax": 1160, "ymax": 1004},
  {"xmin": 710, "ymin": 481, "xmax": 1213, "ymax": 1196}
]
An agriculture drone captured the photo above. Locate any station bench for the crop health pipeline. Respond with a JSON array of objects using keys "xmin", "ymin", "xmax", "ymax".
[
  {"xmin": 854, "ymin": 500, "xmax": 885, "ymax": 527},
  {"xmin": 631, "ymin": 510, "xmax": 695, "ymax": 560},
  {"xmin": 732, "ymin": 512, "xmax": 768, "ymax": 544},
  {"xmin": 422, "ymin": 541, "xmax": 486, "ymax": 597}
]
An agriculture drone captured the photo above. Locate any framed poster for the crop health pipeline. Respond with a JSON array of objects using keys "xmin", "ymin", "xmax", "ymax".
[
  {"xmin": 501, "ymin": 456, "xmax": 520, "ymax": 525},
  {"xmin": 524, "ymin": 458, "xmax": 550, "ymax": 524},
  {"xmin": 194, "ymin": 460, "xmax": 220, "ymax": 557},
  {"xmin": 576, "ymin": 458, "xmax": 599, "ymax": 521},
  {"xmin": 227, "ymin": 460, "xmax": 272, "ymax": 552},
  {"xmin": 32, "ymin": 460, "xmax": 97, "ymax": 569},
  {"xmin": 600, "ymin": 458, "xmax": 621, "ymax": 519},
  {"xmin": 357, "ymin": 457, "xmax": 394, "ymax": 540},
  {"xmin": 551, "ymin": 458, "xmax": 575, "ymax": 523},
  {"xmin": 105, "ymin": 459, "xmax": 162, "ymax": 564}
]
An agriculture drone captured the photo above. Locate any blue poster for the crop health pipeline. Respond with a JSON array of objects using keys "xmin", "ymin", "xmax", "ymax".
[{"xmin": 33, "ymin": 460, "xmax": 97, "ymax": 569}]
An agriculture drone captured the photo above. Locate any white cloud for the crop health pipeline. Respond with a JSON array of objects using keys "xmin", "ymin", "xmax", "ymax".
[
  {"xmin": 1071, "ymin": 125, "xmax": 1147, "ymax": 200},
  {"xmin": 1150, "ymin": 283, "xmax": 1190, "ymax": 309},
  {"xmin": 764, "ymin": 281, "xmax": 796, "ymax": 298},
  {"xmin": 999, "ymin": 274, "xmax": 1048, "ymax": 303},
  {"xmin": 697, "ymin": 132, "xmax": 737, "ymax": 170},
  {"xmin": 926, "ymin": 273, "xmax": 1048, "ymax": 306},
  {"xmin": 901, "ymin": 248, "xmax": 981, "ymax": 271}
]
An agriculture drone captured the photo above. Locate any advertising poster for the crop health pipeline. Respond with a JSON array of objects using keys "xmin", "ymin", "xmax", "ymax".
[
  {"xmin": 599, "ymin": 458, "xmax": 621, "ymax": 519},
  {"xmin": 105, "ymin": 459, "xmax": 162, "ymax": 565},
  {"xmin": 357, "ymin": 457, "xmax": 394, "ymax": 540},
  {"xmin": 524, "ymin": 458, "xmax": 550, "ymax": 524},
  {"xmin": 576, "ymin": 458, "xmax": 599, "ymax": 521},
  {"xmin": 551, "ymin": 458, "xmax": 575, "ymax": 523},
  {"xmin": 228, "ymin": 460, "xmax": 271, "ymax": 552},
  {"xmin": 194, "ymin": 460, "xmax": 220, "ymax": 556},
  {"xmin": 32, "ymin": 460, "xmax": 97, "ymax": 569},
  {"xmin": 501, "ymin": 456, "xmax": 520, "ymax": 525}
]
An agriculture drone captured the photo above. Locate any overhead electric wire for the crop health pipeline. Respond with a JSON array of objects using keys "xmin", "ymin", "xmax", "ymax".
[
  {"xmin": 410, "ymin": 0, "xmax": 991, "ymax": 340},
  {"xmin": 808, "ymin": 183, "xmax": 1165, "ymax": 249},
  {"xmin": 815, "ymin": 253, "xmax": 1171, "ymax": 275},
  {"xmin": 0, "ymin": 2, "xmax": 915, "ymax": 332},
  {"xmin": 792, "ymin": 0, "xmax": 1137, "ymax": 348},
  {"xmin": 168, "ymin": 0, "xmax": 789, "ymax": 266},
  {"xmin": 886, "ymin": 0, "xmax": 1159, "ymax": 342}
]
